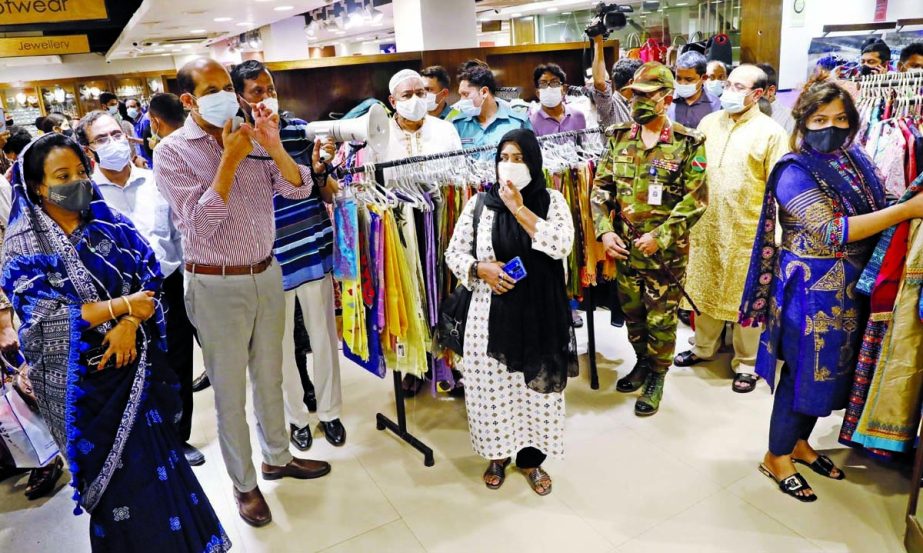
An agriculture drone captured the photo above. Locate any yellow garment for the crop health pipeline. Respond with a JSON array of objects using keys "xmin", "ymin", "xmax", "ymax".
[
  {"xmin": 684, "ymin": 106, "xmax": 789, "ymax": 321},
  {"xmin": 382, "ymin": 208, "xmax": 428, "ymax": 376},
  {"xmin": 381, "ymin": 209, "xmax": 407, "ymax": 351},
  {"xmin": 341, "ymin": 277, "xmax": 367, "ymax": 360}
]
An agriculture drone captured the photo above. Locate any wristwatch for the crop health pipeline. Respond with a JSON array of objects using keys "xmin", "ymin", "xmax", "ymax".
[{"xmin": 469, "ymin": 260, "xmax": 479, "ymax": 280}]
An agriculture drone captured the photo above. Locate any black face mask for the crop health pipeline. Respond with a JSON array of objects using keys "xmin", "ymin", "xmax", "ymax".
[
  {"xmin": 45, "ymin": 179, "xmax": 93, "ymax": 212},
  {"xmin": 803, "ymin": 126, "xmax": 851, "ymax": 153},
  {"xmin": 61, "ymin": 128, "xmax": 74, "ymax": 137}
]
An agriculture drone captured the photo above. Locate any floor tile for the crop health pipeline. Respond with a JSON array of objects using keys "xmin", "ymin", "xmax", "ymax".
[{"xmin": 318, "ymin": 520, "xmax": 425, "ymax": 553}]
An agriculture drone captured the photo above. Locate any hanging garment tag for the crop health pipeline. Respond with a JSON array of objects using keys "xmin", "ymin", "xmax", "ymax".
[{"xmin": 648, "ymin": 183, "xmax": 663, "ymax": 205}]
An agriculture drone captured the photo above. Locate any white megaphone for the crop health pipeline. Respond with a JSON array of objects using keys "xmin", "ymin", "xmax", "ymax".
[{"xmin": 306, "ymin": 103, "xmax": 390, "ymax": 160}]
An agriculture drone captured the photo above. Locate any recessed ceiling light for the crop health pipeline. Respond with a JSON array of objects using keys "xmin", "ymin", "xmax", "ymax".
[
  {"xmin": 214, "ymin": 17, "xmax": 233, "ymax": 22},
  {"xmin": 562, "ymin": 11, "xmax": 571, "ymax": 15},
  {"xmin": 190, "ymin": 29, "xmax": 206, "ymax": 34},
  {"xmin": 236, "ymin": 22, "xmax": 252, "ymax": 27},
  {"xmin": 274, "ymin": 5, "xmax": 293, "ymax": 11}
]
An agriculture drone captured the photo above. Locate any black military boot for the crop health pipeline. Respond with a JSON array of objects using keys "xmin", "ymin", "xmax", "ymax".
[
  {"xmin": 635, "ymin": 372, "xmax": 666, "ymax": 417},
  {"xmin": 616, "ymin": 360, "xmax": 650, "ymax": 393}
]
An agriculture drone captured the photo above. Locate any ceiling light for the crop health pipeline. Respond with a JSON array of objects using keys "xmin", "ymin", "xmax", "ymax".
[
  {"xmin": 562, "ymin": 11, "xmax": 571, "ymax": 15},
  {"xmin": 214, "ymin": 17, "xmax": 233, "ymax": 22},
  {"xmin": 236, "ymin": 22, "xmax": 252, "ymax": 27},
  {"xmin": 190, "ymin": 29, "xmax": 206, "ymax": 34},
  {"xmin": 547, "ymin": 7, "xmax": 558, "ymax": 11},
  {"xmin": 274, "ymin": 5, "xmax": 294, "ymax": 11}
]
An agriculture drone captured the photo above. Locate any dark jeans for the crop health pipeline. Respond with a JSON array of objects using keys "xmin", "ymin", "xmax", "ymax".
[
  {"xmin": 768, "ymin": 364, "xmax": 818, "ymax": 456},
  {"xmin": 515, "ymin": 447, "xmax": 547, "ymax": 469},
  {"xmin": 163, "ymin": 269, "xmax": 196, "ymax": 442}
]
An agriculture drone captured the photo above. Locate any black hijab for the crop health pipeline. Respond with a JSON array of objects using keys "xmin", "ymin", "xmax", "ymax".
[{"xmin": 483, "ymin": 129, "xmax": 576, "ymax": 394}]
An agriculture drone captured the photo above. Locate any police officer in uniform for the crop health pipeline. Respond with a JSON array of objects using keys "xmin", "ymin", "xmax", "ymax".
[{"xmin": 591, "ymin": 62, "xmax": 708, "ymax": 417}]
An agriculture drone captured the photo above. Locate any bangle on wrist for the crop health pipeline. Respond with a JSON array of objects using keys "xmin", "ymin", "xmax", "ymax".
[
  {"xmin": 515, "ymin": 205, "xmax": 526, "ymax": 218},
  {"xmin": 120, "ymin": 316, "xmax": 141, "ymax": 329},
  {"xmin": 107, "ymin": 299, "xmax": 116, "ymax": 320},
  {"xmin": 121, "ymin": 296, "xmax": 132, "ymax": 317}
]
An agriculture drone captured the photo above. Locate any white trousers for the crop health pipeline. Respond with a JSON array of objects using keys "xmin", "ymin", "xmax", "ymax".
[
  {"xmin": 691, "ymin": 311, "xmax": 761, "ymax": 376},
  {"xmin": 281, "ymin": 274, "xmax": 342, "ymax": 426}
]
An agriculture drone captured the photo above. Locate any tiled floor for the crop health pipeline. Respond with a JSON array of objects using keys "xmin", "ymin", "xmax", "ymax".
[{"xmin": 0, "ymin": 311, "xmax": 914, "ymax": 552}]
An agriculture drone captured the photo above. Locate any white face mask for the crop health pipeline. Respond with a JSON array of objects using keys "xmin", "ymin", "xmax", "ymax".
[
  {"xmin": 194, "ymin": 90, "xmax": 240, "ymax": 128},
  {"xmin": 538, "ymin": 86, "xmax": 563, "ymax": 108},
  {"xmin": 674, "ymin": 82, "xmax": 699, "ymax": 99},
  {"xmin": 395, "ymin": 96, "xmax": 428, "ymax": 122},
  {"xmin": 126, "ymin": 107, "xmax": 139, "ymax": 120},
  {"xmin": 425, "ymin": 92, "xmax": 438, "ymax": 112},
  {"xmin": 497, "ymin": 161, "xmax": 532, "ymax": 190},
  {"xmin": 705, "ymin": 80, "xmax": 725, "ymax": 98},
  {"xmin": 260, "ymin": 97, "xmax": 279, "ymax": 115},
  {"xmin": 94, "ymin": 136, "xmax": 133, "ymax": 171},
  {"xmin": 720, "ymin": 89, "xmax": 750, "ymax": 114},
  {"xmin": 107, "ymin": 105, "xmax": 119, "ymax": 116}
]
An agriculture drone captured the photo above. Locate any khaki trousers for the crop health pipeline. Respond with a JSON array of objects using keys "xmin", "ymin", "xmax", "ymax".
[{"xmin": 691, "ymin": 311, "xmax": 761, "ymax": 375}]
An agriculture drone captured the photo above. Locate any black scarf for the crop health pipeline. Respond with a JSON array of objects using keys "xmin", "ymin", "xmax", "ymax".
[{"xmin": 483, "ymin": 129, "xmax": 576, "ymax": 394}]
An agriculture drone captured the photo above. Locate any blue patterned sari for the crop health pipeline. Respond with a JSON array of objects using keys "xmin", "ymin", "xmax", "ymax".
[
  {"xmin": 739, "ymin": 146, "xmax": 887, "ymax": 417},
  {"xmin": 0, "ymin": 145, "xmax": 230, "ymax": 552}
]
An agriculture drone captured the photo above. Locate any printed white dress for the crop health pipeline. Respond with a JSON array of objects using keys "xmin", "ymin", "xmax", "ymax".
[{"xmin": 445, "ymin": 191, "xmax": 574, "ymax": 460}]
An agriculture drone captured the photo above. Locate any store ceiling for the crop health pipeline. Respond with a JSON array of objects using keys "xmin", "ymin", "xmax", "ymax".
[
  {"xmin": 106, "ymin": 0, "xmax": 338, "ymax": 60},
  {"xmin": 0, "ymin": 0, "xmax": 144, "ymax": 54}
]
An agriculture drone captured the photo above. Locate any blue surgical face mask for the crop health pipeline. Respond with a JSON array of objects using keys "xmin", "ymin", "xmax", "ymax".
[
  {"xmin": 454, "ymin": 92, "xmax": 483, "ymax": 118},
  {"xmin": 126, "ymin": 107, "xmax": 139, "ymax": 120},
  {"xmin": 705, "ymin": 80, "xmax": 725, "ymax": 98}
]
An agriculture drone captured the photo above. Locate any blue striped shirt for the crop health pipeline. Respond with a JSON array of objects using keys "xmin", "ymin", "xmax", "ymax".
[{"xmin": 273, "ymin": 114, "xmax": 334, "ymax": 290}]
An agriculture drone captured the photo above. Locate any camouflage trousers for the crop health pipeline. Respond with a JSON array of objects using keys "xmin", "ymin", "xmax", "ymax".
[{"xmin": 615, "ymin": 264, "xmax": 683, "ymax": 373}]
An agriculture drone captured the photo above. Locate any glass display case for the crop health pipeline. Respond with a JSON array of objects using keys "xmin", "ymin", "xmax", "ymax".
[
  {"xmin": 40, "ymin": 84, "xmax": 79, "ymax": 120},
  {"xmin": 77, "ymin": 79, "xmax": 113, "ymax": 115},
  {"xmin": 1, "ymin": 85, "xmax": 43, "ymax": 133},
  {"xmin": 146, "ymin": 77, "xmax": 165, "ymax": 97},
  {"xmin": 114, "ymin": 77, "xmax": 145, "ymax": 102}
]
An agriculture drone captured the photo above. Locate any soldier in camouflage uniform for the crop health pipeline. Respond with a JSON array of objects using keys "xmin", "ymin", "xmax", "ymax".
[{"xmin": 591, "ymin": 62, "xmax": 708, "ymax": 417}]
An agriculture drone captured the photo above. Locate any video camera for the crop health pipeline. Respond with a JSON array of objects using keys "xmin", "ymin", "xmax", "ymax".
[{"xmin": 585, "ymin": 2, "xmax": 633, "ymax": 39}]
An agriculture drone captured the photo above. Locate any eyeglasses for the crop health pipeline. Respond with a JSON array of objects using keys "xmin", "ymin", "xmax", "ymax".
[
  {"xmin": 536, "ymin": 80, "xmax": 563, "ymax": 89},
  {"xmin": 90, "ymin": 130, "xmax": 125, "ymax": 147},
  {"xmin": 725, "ymin": 82, "xmax": 755, "ymax": 93}
]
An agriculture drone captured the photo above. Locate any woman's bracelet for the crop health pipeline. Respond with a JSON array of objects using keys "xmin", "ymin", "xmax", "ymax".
[
  {"xmin": 515, "ymin": 205, "xmax": 526, "ymax": 218},
  {"xmin": 119, "ymin": 315, "xmax": 141, "ymax": 329},
  {"xmin": 107, "ymin": 299, "xmax": 116, "ymax": 320},
  {"xmin": 121, "ymin": 296, "xmax": 132, "ymax": 317}
]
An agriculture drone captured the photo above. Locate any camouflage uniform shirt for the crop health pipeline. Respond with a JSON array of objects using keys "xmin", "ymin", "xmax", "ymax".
[{"xmin": 591, "ymin": 120, "xmax": 708, "ymax": 269}]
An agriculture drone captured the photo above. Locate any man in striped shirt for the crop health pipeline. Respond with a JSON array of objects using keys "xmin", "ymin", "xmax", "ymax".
[
  {"xmin": 154, "ymin": 58, "xmax": 331, "ymax": 528},
  {"xmin": 232, "ymin": 60, "xmax": 345, "ymax": 451}
]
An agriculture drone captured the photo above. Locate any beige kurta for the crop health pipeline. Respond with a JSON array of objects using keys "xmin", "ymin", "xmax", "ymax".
[{"xmin": 684, "ymin": 105, "xmax": 789, "ymax": 321}]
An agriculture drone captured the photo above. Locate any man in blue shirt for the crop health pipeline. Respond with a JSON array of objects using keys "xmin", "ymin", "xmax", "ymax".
[
  {"xmin": 668, "ymin": 51, "xmax": 721, "ymax": 130},
  {"xmin": 231, "ymin": 60, "xmax": 346, "ymax": 450},
  {"xmin": 452, "ymin": 65, "xmax": 531, "ymax": 157},
  {"xmin": 421, "ymin": 65, "xmax": 453, "ymax": 120}
]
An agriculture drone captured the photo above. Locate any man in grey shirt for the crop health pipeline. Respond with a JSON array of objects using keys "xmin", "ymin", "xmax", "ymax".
[
  {"xmin": 757, "ymin": 63, "xmax": 795, "ymax": 134},
  {"xmin": 590, "ymin": 34, "xmax": 641, "ymax": 127}
]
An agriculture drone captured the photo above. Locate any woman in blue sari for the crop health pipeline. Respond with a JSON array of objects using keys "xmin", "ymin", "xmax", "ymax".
[
  {"xmin": 739, "ymin": 75, "xmax": 923, "ymax": 502},
  {"xmin": 0, "ymin": 133, "xmax": 230, "ymax": 552}
]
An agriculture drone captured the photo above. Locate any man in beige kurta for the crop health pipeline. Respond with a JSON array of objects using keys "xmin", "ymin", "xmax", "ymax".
[{"xmin": 673, "ymin": 64, "xmax": 789, "ymax": 392}]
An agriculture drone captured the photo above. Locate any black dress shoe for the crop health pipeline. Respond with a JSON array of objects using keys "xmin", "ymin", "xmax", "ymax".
[
  {"xmin": 183, "ymin": 443, "xmax": 206, "ymax": 466},
  {"xmin": 616, "ymin": 362, "xmax": 649, "ymax": 393},
  {"xmin": 191, "ymin": 372, "xmax": 211, "ymax": 393},
  {"xmin": 678, "ymin": 309, "xmax": 692, "ymax": 326},
  {"xmin": 318, "ymin": 419, "xmax": 346, "ymax": 447},
  {"xmin": 673, "ymin": 350, "xmax": 707, "ymax": 367},
  {"xmin": 290, "ymin": 424, "xmax": 313, "ymax": 451},
  {"xmin": 303, "ymin": 387, "xmax": 317, "ymax": 413}
]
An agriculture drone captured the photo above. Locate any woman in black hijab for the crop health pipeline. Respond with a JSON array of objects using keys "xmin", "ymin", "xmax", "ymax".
[{"xmin": 445, "ymin": 129, "xmax": 576, "ymax": 496}]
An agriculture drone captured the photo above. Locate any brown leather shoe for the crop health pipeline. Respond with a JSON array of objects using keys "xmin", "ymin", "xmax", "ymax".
[
  {"xmin": 261, "ymin": 457, "xmax": 331, "ymax": 481},
  {"xmin": 233, "ymin": 486, "xmax": 272, "ymax": 527}
]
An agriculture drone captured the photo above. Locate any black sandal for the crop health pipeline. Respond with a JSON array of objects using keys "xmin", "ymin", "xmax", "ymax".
[
  {"xmin": 793, "ymin": 455, "xmax": 846, "ymax": 481},
  {"xmin": 483, "ymin": 458, "xmax": 511, "ymax": 490},
  {"xmin": 25, "ymin": 456, "xmax": 64, "ymax": 500},
  {"xmin": 526, "ymin": 467, "xmax": 552, "ymax": 496},
  {"xmin": 758, "ymin": 463, "xmax": 817, "ymax": 502},
  {"xmin": 732, "ymin": 374, "xmax": 759, "ymax": 394}
]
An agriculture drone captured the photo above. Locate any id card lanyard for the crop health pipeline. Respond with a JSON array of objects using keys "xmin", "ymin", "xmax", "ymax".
[{"xmin": 648, "ymin": 166, "xmax": 663, "ymax": 206}]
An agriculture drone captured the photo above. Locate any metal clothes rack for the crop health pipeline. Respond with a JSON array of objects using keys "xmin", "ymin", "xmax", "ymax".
[{"xmin": 346, "ymin": 127, "xmax": 608, "ymax": 466}]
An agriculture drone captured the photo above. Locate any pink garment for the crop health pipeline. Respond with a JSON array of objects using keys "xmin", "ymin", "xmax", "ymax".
[{"xmin": 870, "ymin": 121, "xmax": 907, "ymax": 198}]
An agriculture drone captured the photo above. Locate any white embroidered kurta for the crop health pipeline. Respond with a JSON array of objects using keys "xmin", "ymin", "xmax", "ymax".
[
  {"xmin": 684, "ymin": 106, "xmax": 789, "ymax": 321},
  {"xmin": 445, "ymin": 190, "xmax": 574, "ymax": 460}
]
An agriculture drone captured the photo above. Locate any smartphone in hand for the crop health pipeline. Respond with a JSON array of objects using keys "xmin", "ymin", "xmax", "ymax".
[{"xmin": 502, "ymin": 256, "xmax": 527, "ymax": 282}]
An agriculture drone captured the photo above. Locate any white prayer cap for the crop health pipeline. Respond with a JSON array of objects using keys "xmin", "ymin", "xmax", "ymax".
[{"xmin": 389, "ymin": 69, "xmax": 423, "ymax": 94}]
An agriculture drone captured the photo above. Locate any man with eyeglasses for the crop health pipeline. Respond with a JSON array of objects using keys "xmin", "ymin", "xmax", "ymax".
[
  {"xmin": 386, "ymin": 69, "xmax": 461, "ymax": 160},
  {"xmin": 675, "ymin": 64, "xmax": 789, "ymax": 395},
  {"xmin": 591, "ymin": 62, "xmax": 708, "ymax": 417},
  {"xmin": 529, "ymin": 63, "xmax": 587, "ymax": 136},
  {"xmin": 74, "ymin": 111, "xmax": 201, "ymax": 466}
]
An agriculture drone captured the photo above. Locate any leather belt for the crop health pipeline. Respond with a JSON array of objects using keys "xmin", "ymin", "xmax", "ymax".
[{"xmin": 185, "ymin": 256, "xmax": 273, "ymax": 276}]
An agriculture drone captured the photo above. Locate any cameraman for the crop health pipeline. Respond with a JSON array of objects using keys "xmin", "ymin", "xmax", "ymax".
[{"xmin": 590, "ymin": 34, "xmax": 639, "ymax": 127}]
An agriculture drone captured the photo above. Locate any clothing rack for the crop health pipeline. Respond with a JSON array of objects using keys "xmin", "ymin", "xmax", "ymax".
[{"xmin": 347, "ymin": 127, "xmax": 609, "ymax": 467}]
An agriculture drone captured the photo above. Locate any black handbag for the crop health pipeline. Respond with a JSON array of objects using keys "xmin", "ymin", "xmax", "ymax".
[{"xmin": 437, "ymin": 194, "xmax": 485, "ymax": 356}]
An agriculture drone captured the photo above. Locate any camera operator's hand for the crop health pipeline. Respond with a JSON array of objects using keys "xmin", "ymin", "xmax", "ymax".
[{"xmin": 591, "ymin": 31, "xmax": 609, "ymax": 92}]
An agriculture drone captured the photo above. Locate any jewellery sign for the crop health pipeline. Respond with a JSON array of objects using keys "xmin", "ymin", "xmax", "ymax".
[
  {"xmin": 0, "ymin": 34, "xmax": 90, "ymax": 57},
  {"xmin": 0, "ymin": 0, "xmax": 108, "ymax": 25}
]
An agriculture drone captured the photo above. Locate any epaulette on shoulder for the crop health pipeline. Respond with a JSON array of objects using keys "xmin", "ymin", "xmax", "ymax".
[
  {"xmin": 604, "ymin": 122, "xmax": 632, "ymax": 137},
  {"xmin": 672, "ymin": 122, "xmax": 704, "ymax": 145}
]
